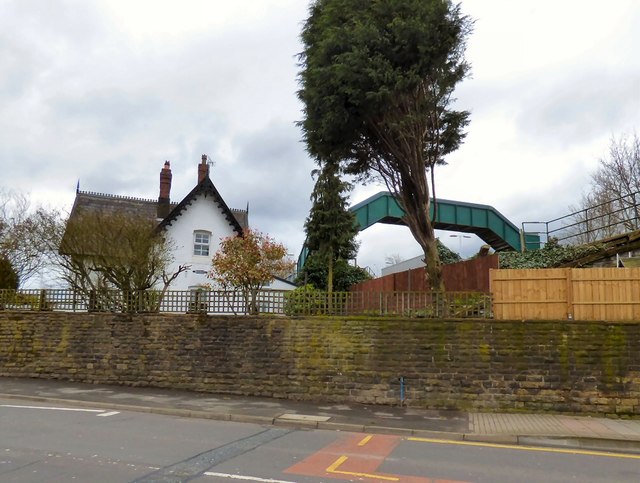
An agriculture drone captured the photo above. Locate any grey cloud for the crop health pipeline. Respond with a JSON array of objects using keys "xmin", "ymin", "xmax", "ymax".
[
  {"xmin": 3, "ymin": 0, "xmax": 105, "ymax": 42},
  {"xmin": 459, "ymin": 67, "xmax": 639, "ymax": 150},
  {"xmin": 517, "ymin": 72, "xmax": 639, "ymax": 148},
  {"xmin": 75, "ymin": 113, "xmax": 232, "ymax": 201},
  {"xmin": 0, "ymin": 36, "xmax": 41, "ymax": 98},
  {"xmin": 0, "ymin": 0, "xmax": 106, "ymax": 90},
  {"xmin": 221, "ymin": 121, "xmax": 314, "ymax": 237},
  {"xmin": 0, "ymin": 0, "xmax": 306, "ymax": 204},
  {"xmin": 51, "ymin": 90, "xmax": 167, "ymax": 144},
  {"xmin": 80, "ymin": 155, "xmax": 158, "ymax": 197}
]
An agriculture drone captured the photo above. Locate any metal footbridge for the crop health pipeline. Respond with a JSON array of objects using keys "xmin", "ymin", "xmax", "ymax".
[
  {"xmin": 351, "ymin": 191, "xmax": 541, "ymax": 250},
  {"xmin": 298, "ymin": 191, "xmax": 539, "ymax": 272}
]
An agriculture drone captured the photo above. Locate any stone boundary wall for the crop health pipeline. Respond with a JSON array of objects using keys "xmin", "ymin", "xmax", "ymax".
[{"xmin": 1, "ymin": 312, "xmax": 639, "ymax": 416}]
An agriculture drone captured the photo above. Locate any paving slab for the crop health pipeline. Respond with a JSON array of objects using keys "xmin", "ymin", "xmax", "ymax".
[{"xmin": 471, "ymin": 412, "xmax": 640, "ymax": 441}]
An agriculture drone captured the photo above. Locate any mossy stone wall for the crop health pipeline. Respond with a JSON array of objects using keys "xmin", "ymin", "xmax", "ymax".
[{"xmin": 1, "ymin": 312, "xmax": 639, "ymax": 416}]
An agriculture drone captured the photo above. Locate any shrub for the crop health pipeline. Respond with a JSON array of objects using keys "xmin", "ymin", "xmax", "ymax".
[
  {"xmin": 0, "ymin": 257, "xmax": 18, "ymax": 290},
  {"xmin": 284, "ymin": 284, "xmax": 327, "ymax": 316}
]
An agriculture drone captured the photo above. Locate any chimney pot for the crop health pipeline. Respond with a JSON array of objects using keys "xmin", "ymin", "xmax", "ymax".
[
  {"xmin": 198, "ymin": 155, "xmax": 210, "ymax": 184},
  {"xmin": 158, "ymin": 160, "xmax": 172, "ymax": 218}
]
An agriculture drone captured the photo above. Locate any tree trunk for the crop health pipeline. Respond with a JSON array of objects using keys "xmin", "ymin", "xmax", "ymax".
[
  {"xmin": 249, "ymin": 288, "xmax": 259, "ymax": 315},
  {"xmin": 423, "ymin": 237, "xmax": 444, "ymax": 291},
  {"xmin": 396, "ymin": 174, "xmax": 445, "ymax": 292},
  {"xmin": 327, "ymin": 256, "xmax": 334, "ymax": 312}
]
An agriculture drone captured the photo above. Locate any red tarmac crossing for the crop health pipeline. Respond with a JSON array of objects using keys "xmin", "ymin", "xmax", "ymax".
[{"xmin": 285, "ymin": 433, "xmax": 469, "ymax": 482}]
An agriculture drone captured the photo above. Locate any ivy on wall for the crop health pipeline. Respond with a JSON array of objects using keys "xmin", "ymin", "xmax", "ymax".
[{"xmin": 499, "ymin": 239, "xmax": 602, "ymax": 269}]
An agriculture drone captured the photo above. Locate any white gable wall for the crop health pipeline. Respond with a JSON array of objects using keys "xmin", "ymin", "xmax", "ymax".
[{"xmin": 161, "ymin": 193, "xmax": 238, "ymax": 291}]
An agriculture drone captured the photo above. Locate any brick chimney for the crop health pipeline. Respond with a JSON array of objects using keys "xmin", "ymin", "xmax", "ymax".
[
  {"xmin": 157, "ymin": 161, "xmax": 172, "ymax": 218},
  {"xmin": 198, "ymin": 154, "xmax": 210, "ymax": 184}
]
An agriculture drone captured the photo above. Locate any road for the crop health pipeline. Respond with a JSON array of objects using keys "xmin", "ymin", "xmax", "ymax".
[{"xmin": 1, "ymin": 397, "xmax": 639, "ymax": 482}]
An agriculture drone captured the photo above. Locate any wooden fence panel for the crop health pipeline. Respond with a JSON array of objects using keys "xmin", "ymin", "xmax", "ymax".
[
  {"xmin": 491, "ymin": 267, "xmax": 640, "ymax": 320},
  {"xmin": 491, "ymin": 268, "xmax": 568, "ymax": 320},
  {"xmin": 571, "ymin": 268, "xmax": 640, "ymax": 320}
]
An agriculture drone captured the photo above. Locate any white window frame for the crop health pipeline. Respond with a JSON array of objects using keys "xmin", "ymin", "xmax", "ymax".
[{"xmin": 193, "ymin": 230, "xmax": 211, "ymax": 257}]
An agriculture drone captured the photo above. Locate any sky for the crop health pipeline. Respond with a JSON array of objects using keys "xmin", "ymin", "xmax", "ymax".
[{"xmin": 1, "ymin": 0, "xmax": 639, "ymax": 277}]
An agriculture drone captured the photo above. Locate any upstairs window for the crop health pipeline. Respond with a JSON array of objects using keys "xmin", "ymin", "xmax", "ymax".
[{"xmin": 193, "ymin": 231, "xmax": 211, "ymax": 256}]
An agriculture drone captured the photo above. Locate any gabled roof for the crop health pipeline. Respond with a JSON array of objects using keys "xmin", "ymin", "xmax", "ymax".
[{"xmin": 157, "ymin": 176, "xmax": 245, "ymax": 235}]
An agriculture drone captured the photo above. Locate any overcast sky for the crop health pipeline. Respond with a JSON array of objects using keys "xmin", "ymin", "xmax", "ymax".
[{"xmin": 2, "ymin": 0, "xmax": 639, "ymax": 276}]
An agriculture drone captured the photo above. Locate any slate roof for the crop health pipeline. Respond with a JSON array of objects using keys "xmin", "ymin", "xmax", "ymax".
[
  {"xmin": 70, "ymin": 191, "xmax": 167, "ymax": 220},
  {"xmin": 69, "ymin": 176, "xmax": 248, "ymax": 234}
]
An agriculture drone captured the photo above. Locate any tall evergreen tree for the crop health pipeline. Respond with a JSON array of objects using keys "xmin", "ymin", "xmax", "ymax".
[
  {"xmin": 303, "ymin": 163, "xmax": 359, "ymax": 293},
  {"xmin": 298, "ymin": 0, "xmax": 472, "ymax": 290}
]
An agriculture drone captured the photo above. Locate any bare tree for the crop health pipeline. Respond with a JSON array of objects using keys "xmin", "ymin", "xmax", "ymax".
[
  {"xmin": 0, "ymin": 189, "xmax": 62, "ymax": 286},
  {"xmin": 567, "ymin": 133, "xmax": 640, "ymax": 243},
  {"xmin": 53, "ymin": 211, "xmax": 189, "ymax": 311}
]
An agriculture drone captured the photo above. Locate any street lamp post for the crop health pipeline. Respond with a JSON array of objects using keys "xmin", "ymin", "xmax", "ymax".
[{"xmin": 449, "ymin": 234, "xmax": 471, "ymax": 257}]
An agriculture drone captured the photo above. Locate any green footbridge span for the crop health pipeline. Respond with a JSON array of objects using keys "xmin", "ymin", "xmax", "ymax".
[{"xmin": 298, "ymin": 191, "xmax": 540, "ymax": 272}]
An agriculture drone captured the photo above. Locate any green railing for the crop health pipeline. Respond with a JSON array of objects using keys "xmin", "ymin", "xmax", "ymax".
[{"xmin": 0, "ymin": 289, "xmax": 491, "ymax": 318}]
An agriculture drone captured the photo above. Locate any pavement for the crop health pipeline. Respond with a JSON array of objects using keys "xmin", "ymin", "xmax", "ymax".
[{"xmin": 2, "ymin": 377, "xmax": 640, "ymax": 454}]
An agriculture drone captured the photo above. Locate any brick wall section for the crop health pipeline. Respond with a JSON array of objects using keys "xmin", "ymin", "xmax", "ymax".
[{"xmin": 1, "ymin": 312, "xmax": 639, "ymax": 416}]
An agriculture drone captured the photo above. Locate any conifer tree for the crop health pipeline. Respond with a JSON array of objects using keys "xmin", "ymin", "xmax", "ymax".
[{"xmin": 303, "ymin": 163, "xmax": 359, "ymax": 293}]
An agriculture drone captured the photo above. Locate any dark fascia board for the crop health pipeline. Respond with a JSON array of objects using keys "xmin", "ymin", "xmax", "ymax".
[
  {"xmin": 273, "ymin": 276, "xmax": 298, "ymax": 287},
  {"xmin": 158, "ymin": 177, "xmax": 244, "ymax": 236}
]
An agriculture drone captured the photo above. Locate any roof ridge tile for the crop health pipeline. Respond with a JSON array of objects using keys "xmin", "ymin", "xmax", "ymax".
[{"xmin": 77, "ymin": 190, "xmax": 157, "ymax": 203}]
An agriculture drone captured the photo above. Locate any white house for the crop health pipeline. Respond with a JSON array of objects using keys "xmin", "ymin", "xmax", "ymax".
[
  {"xmin": 67, "ymin": 156, "xmax": 295, "ymax": 294},
  {"xmin": 156, "ymin": 156, "xmax": 246, "ymax": 291}
]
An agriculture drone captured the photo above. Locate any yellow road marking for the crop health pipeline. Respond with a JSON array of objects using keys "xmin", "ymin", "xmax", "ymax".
[
  {"xmin": 326, "ymin": 455, "xmax": 348, "ymax": 473},
  {"xmin": 326, "ymin": 455, "xmax": 400, "ymax": 481},
  {"xmin": 358, "ymin": 435, "xmax": 373, "ymax": 446},
  {"xmin": 408, "ymin": 437, "xmax": 640, "ymax": 460}
]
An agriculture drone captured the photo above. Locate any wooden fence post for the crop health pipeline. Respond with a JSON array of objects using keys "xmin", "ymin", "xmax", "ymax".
[
  {"xmin": 566, "ymin": 268, "xmax": 574, "ymax": 320},
  {"xmin": 88, "ymin": 290, "xmax": 97, "ymax": 312}
]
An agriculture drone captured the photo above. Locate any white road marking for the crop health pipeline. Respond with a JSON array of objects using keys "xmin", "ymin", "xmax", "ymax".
[
  {"xmin": 204, "ymin": 472, "xmax": 297, "ymax": 482},
  {"xmin": 278, "ymin": 413, "xmax": 331, "ymax": 422},
  {"xmin": 97, "ymin": 411, "xmax": 120, "ymax": 417},
  {"xmin": 1, "ymin": 404, "xmax": 104, "ymax": 412},
  {"xmin": 1, "ymin": 404, "xmax": 118, "ymax": 417}
]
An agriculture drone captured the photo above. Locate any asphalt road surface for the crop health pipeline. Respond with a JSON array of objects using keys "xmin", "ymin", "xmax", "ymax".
[{"xmin": 1, "ymin": 398, "xmax": 639, "ymax": 482}]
